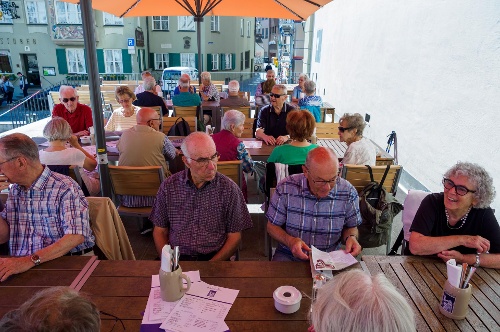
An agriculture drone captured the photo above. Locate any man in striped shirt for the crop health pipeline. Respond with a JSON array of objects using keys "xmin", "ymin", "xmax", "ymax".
[
  {"xmin": 0, "ymin": 133, "xmax": 94, "ymax": 281},
  {"xmin": 266, "ymin": 147, "xmax": 362, "ymax": 261}
]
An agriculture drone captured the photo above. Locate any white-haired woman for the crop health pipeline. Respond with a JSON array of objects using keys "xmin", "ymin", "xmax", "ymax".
[
  {"xmin": 211, "ymin": 110, "xmax": 254, "ymax": 202},
  {"xmin": 310, "ymin": 270, "xmax": 415, "ymax": 332},
  {"xmin": 338, "ymin": 112, "xmax": 376, "ymax": 165},
  {"xmin": 40, "ymin": 117, "xmax": 100, "ymax": 196},
  {"xmin": 199, "ymin": 71, "xmax": 220, "ymax": 102},
  {"xmin": 291, "ymin": 73, "xmax": 308, "ymax": 104},
  {"xmin": 409, "ymin": 162, "xmax": 499, "ymax": 268}
]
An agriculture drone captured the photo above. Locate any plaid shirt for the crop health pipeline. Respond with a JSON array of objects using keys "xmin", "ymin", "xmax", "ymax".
[
  {"xmin": 150, "ymin": 170, "xmax": 253, "ymax": 255},
  {"xmin": 266, "ymin": 174, "xmax": 361, "ymax": 255},
  {"xmin": 0, "ymin": 167, "xmax": 94, "ymax": 256}
]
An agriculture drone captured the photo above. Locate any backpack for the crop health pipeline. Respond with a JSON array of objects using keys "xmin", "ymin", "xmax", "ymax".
[
  {"xmin": 358, "ymin": 165, "xmax": 403, "ymax": 248},
  {"xmin": 167, "ymin": 117, "xmax": 191, "ymax": 136}
]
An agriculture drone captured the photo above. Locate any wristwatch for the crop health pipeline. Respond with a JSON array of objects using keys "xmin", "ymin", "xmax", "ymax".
[
  {"xmin": 473, "ymin": 253, "xmax": 480, "ymax": 268},
  {"xmin": 30, "ymin": 254, "xmax": 41, "ymax": 266}
]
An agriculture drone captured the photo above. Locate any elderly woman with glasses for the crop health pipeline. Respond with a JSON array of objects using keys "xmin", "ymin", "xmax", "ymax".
[
  {"xmin": 104, "ymin": 86, "xmax": 140, "ymax": 132},
  {"xmin": 211, "ymin": 110, "xmax": 255, "ymax": 202},
  {"xmin": 291, "ymin": 73, "xmax": 308, "ymax": 104},
  {"xmin": 409, "ymin": 162, "xmax": 499, "ymax": 268},
  {"xmin": 338, "ymin": 113, "xmax": 376, "ymax": 165}
]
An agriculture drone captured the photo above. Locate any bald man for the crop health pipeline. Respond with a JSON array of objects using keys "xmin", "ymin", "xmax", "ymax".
[{"xmin": 266, "ymin": 147, "xmax": 362, "ymax": 261}]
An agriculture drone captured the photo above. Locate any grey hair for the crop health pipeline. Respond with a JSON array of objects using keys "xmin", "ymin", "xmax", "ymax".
[
  {"xmin": 444, "ymin": 161, "xmax": 496, "ymax": 208},
  {"xmin": 339, "ymin": 113, "xmax": 366, "ymax": 137},
  {"xmin": 0, "ymin": 286, "xmax": 101, "ymax": 332},
  {"xmin": 200, "ymin": 71, "xmax": 211, "ymax": 82},
  {"xmin": 310, "ymin": 270, "xmax": 415, "ymax": 332},
  {"xmin": 178, "ymin": 77, "xmax": 190, "ymax": 88},
  {"xmin": 142, "ymin": 76, "xmax": 156, "ymax": 91},
  {"xmin": 298, "ymin": 73, "xmax": 309, "ymax": 81},
  {"xmin": 272, "ymin": 84, "xmax": 287, "ymax": 95},
  {"xmin": 0, "ymin": 133, "xmax": 39, "ymax": 162},
  {"xmin": 303, "ymin": 80, "xmax": 316, "ymax": 94},
  {"xmin": 59, "ymin": 85, "xmax": 78, "ymax": 96},
  {"xmin": 43, "ymin": 117, "xmax": 73, "ymax": 141},
  {"xmin": 228, "ymin": 80, "xmax": 240, "ymax": 92},
  {"xmin": 221, "ymin": 110, "xmax": 245, "ymax": 131},
  {"xmin": 180, "ymin": 131, "xmax": 213, "ymax": 159}
]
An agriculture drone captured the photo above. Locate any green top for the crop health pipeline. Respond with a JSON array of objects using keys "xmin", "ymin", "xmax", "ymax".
[{"xmin": 267, "ymin": 144, "xmax": 318, "ymax": 165}]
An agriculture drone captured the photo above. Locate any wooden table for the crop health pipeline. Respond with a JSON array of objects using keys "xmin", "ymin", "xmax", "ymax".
[
  {"xmin": 361, "ymin": 255, "xmax": 500, "ymax": 331},
  {"xmin": 79, "ymin": 260, "xmax": 314, "ymax": 332},
  {"xmin": 317, "ymin": 139, "xmax": 394, "ymax": 165},
  {"xmin": 0, "ymin": 256, "xmax": 96, "ymax": 317},
  {"xmin": 240, "ymin": 138, "xmax": 276, "ymax": 162}
]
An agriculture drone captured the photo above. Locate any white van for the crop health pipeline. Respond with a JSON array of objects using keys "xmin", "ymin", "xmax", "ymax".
[{"xmin": 160, "ymin": 67, "xmax": 198, "ymax": 96}]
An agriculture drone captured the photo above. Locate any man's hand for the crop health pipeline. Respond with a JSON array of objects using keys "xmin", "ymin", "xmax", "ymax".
[
  {"xmin": 344, "ymin": 236, "xmax": 362, "ymax": 257},
  {"xmin": 74, "ymin": 130, "xmax": 90, "ymax": 137},
  {"xmin": 288, "ymin": 237, "xmax": 311, "ymax": 260},
  {"xmin": 275, "ymin": 135, "xmax": 289, "ymax": 145},
  {"xmin": 462, "ymin": 235, "xmax": 490, "ymax": 253},
  {"xmin": 261, "ymin": 134, "xmax": 276, "ymax": 145},
  {"xmin": 0, "ymin": 256, "xmax": 33, "ymax": 282}
]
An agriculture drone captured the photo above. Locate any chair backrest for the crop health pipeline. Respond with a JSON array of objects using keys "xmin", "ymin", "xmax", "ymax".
[
  {"xmin": 108, "ymin": 165, "xmax": 164, "ymax": 196},
  {"xmin": 221, "ymin": 106, "xmax": 251, "ymax": 119},
  {"xmin": 217, "ymin": 160, "xmax": 242, "ymax": 188},
  {"xmin": 241, "ymin": 118, "xmax": 255, "ymax": 138},
  {"xmin": 163, "ymin": 116, "xmax": 197, "ymax": 135},
  {"xmin": 402, "ymin": 190, "xmax": 430, "ymax": 241},
  {"xmin": 314, "ymin": 122, "xmax": 340, "ymax": 139},
  {"xmin": 265, "ymin": 162, "xmax": 303, "ymax": 198},
  {"xmin": 173, "ymin": 106, "xmax": 198, "ymax": 118},
  {"xmin": 341, "ymin": 164, "xmax": 403, "ymax": 195}
]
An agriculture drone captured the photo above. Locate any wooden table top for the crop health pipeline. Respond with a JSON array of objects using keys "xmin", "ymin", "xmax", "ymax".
[
  {"xmin": 361, "ymin": 255, "xmax": 500, "ymax": 332},
  {"xmin": 80, "ymin": 260, "xmax": 315, "ymax": 332},
  {"xmin": 317, "ymin": 139, "xmax": 394, "ymax": 164}
]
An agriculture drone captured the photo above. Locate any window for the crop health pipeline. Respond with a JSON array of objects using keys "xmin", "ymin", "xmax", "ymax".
[
  {"xmin": 264, "ymin": 28, "xmax": 268, "ymax": 39},
  {"xmin": 240, "ymin": 19, "xmax": 244, "ymax": 36},
  {"xmin": 103, "ymin": 13, "xmax": 123, "ymax": 25},
  {"xmin": 104, "ymin": 49, "xmax": 122, "ymax": 73},
  {"xmin": 212, "ymin": 53, "xmax": 219, "ymax": 71},
  {"xmin": 55, "ymin": 0, "xmax": 81, "ymax": 24},
  {"xmin": 224, "ymin": 54, "xmax": 232, "ymax": 70},
  {"xmin": 155, "ymin": 53, "xmax": 169, "ymax": 70},
  {"xmin": 0, "ymin": 1, "xmax": 13, "ymax": 24},
  {"xmin": 210, "ymin": 16, "xmax": 219, "ymax": 32},
  {"xmin": 245, "ymin": 50, "xmax": 250, "ymax": 69},
  {"xmin": 152, "ymin": 16, "xmax": 168, "ymax": 30},
  {"xmin": 178, "ymin": 16, "xmax": 195, "ymax": 31},
  {"xmin": 0, "ymin": 51, "xmax": 12, "ymax": 72},
  {"xmin": 181, "ymin": 53, "xmax": 195, "ymax": 67},
  {"xmin": 25, "ymin": 0, "xmax": 47, "ymax": 24},
  {"xmin": 66, "ymin": 49, "xmax": 86, "ymax": 73},
  {"xmin": 247, "ymin": 21, "xmax": 251, "ymax": 38}
]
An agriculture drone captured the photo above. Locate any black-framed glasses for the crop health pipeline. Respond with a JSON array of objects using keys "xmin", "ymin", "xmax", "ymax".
[
  {"xmin": 338, "ymin": 126, "xmax": 352, "ymax": 133},
  {"xmin": 187, "ymin": 151, "xmax": 220, "ymax": 166},
  {"xmin": 270, "ymin": 93, "xmax": 285, "ymax": 98},
  {"xmin": 442, "ymin": 178, "xmax": 476, "ymax": 196},
  {"xmin": 0, "ymin": 156, "xmax": 19, "ymax": 167},
  {"xmin": 61, "ymin": 97, "xmax": 77, "ymax": 103},
  {"xmin": 100, "ymin": 311, "xmax": 126, "ymax": 331}
]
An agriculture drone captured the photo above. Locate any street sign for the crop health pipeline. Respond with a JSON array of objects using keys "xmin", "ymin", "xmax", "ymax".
[{"xmin": 127, "ymin": 38, "xmax": 135, "ymax": 47}]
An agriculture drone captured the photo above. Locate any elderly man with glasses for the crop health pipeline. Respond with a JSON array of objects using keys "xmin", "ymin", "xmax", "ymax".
[
  {"xmin": 52, "ymin": 85, "xmax": 93, "ymax": 137},
  {"xmin": 150, "ymin": 132, "xmax": 252, "ymax": 261},
  {"xmin": 255, "ymin": 84, "xmax": 296, "ymax": 146},
  {"xmin": 266, "ymin": 147, "xmax": 362, "ymax": 262}
]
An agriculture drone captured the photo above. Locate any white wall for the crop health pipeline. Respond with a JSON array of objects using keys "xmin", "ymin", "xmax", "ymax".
[{"xmin": 311, "ymin": 0, "xmax": 500, "ymax": 216}]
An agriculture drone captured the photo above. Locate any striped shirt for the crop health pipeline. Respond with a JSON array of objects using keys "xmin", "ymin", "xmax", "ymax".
[
  {"xmin": 0, "ymin": 166, "xmax": 95, "ymax": 256},
  {"xmin": 266, "ymin": 174, "xmax": 361, "ymax": 255},
  {"xmin": 104, "ymin": 106, "xmax": 140, "ymax": 132}
]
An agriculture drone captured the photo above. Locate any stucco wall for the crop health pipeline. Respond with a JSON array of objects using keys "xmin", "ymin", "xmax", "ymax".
[{"xmin": 311, "ymin": 0, "xmax": 500, "ymax": 216}]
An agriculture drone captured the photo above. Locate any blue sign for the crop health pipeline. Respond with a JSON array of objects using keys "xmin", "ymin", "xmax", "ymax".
[{"xmin": 127, "ymin": 38, "xmax": 135, "ymax": 47}]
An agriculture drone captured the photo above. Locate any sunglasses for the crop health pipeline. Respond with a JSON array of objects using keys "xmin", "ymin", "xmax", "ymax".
[
  {"xmin": 270, "ymin": 93, "xmax": 285, "ymax": 98},
  {"xmin": 442, "ymin": 178, "xmax": 476, "ymax": 196},
  {"xmin": 338, "ymin": 126, "xmax": 353, "ymax": 133},
  {"xmin": 61, "ymin": 97, "xmax": 77, "ymax": 103}
]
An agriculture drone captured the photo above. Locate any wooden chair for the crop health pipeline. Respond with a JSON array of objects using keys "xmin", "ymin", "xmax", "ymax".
[
  {"xmin": 173, "ymin": 106, "xmax": 198, "ymax": 118},
  {"xmin": 241, "ymin": 118, "xmax": 255, "ymax": 138},
  {"xmin": 217, "ymin": 160, "xmax": 242, "ymax": 189},
  {"xmin": 108, "ymin": 165, "xmax": 165, "ymax": 218},
  {"xmin": 340, "ymin": 164, "xmax": 402, "ymax": 195},
  {"xmin": 221, "ymin": 106, "xmax": 251, "ymax": 119},
  {"xmin": 162, "ymin": 116, "xmax": 198, "ymax": 134},
  {"xmin": 314, "ymin": 122, "xmax": 340, "ymax": 139}
]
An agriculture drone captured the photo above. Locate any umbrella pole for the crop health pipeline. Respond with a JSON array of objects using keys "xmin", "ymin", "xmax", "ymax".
[
  {"xmin": 195, "ymin": 16, "xmax": 203, "ymax": 84},
  {"xmin": 80, "ymin": 0, "xmax": 112, "ymax": 198}
]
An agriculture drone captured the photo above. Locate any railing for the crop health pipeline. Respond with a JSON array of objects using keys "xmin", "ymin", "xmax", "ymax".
[{"xmin": 8, "ymin": 89, "xmax": 52, "ymax": 129}]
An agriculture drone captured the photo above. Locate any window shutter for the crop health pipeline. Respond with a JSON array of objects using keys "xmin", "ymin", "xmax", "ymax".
[
  {"xmin": 149, "ymin": 52, "xmax": 155, "ymax": 70},
  {"xmin": 56, "ymin": 49, "xmax": 68, "ymax": 74},
  {"xmin": 220, "ymin": 54, "xmax": 225, "ymax": 70},
  {"xmin": 170, "ymin": 53, "xmax": 180, "ymax": 67},
  {"xmin": 96, "ymin": 49, "xmax": 105, "ymax": 73},
  {"xmin": 122, "ymin": 49, "xmax": 132, "ymax": 73},
  {"xmin": 231, "ymin": 53, "xmax": 236, "ymax": 70},
  {"xmin": 207, "ymin": 54, "xmax": 212, "ymax": 71},
  {"xmin": 195, "ymin": 53, "xmax": 199, "ymax": 70}
]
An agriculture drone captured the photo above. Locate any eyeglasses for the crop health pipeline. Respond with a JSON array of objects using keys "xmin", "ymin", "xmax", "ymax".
[
  {"xmin": 99, "ymin": 311, "xmax": 126, "ymax": 331},
  {"xmin": 118, "ymin": 99, "xmax": 131, "ymax": 103},
  {"xmin": 338, "ymin": 126, "xmax": 353, "ymax": 133},
  {"xmin": 270, "ymin": 93, "xmax": 285, "ymax": 98},
  {"xmin": 0, "ymin": 156, "xmax": 19, "ymax": 167},
  {"xmin": 443, "ymin": 178, "xmax": 476, "ymax": 196},
  {"xmin": 187, "ymin": 152, "xmax": 220, "ymax": 166},
  {"xmin": 148, "ymin": 117, "xmax": 161, "ymax": 122},
  {"xmin": 61, "ymin": 97, "xmax": 77, "ymax": 103},
  {"xmin": 305, "ymin": 167, "xmax": 338, "ymax": 186}
]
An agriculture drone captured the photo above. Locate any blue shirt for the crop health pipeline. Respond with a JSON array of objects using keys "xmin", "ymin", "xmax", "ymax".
[{"xmin": 298, "ymin": 95, "xmax": 323, "ymax": 122}]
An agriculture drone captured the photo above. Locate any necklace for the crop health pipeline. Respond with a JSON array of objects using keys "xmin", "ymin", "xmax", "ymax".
[{"xmin": 445, "ymin": 206, "xmax": 471, "ymax": 229}]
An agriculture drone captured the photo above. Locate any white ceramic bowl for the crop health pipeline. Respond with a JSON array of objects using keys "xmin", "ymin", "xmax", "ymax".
[{"xmin": 80, "ymin": 136, "xmax": 91, "ymax": 144}]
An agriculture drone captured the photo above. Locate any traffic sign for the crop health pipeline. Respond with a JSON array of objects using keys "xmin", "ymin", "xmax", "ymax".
[{"xmin": 127, "ymin": 38, "xmax": 135, "ymax": 47}]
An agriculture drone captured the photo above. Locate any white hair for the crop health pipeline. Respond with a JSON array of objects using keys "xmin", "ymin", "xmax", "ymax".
[
  {"xmin": 142, "ymin": 76, "xmax": 156, "ymax": 91},
  {"xmin": 228, "ymin": 80, "xmax": 240, "ymax": 92},
  {"xmin": 221, "ymin": 110, "xmax": 245, "ymax": 131}
]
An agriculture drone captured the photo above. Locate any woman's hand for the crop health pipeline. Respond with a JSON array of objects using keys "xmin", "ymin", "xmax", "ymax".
[{"xmin": 68, "ymin": 135, "xmax": 80, "ymax": 148}]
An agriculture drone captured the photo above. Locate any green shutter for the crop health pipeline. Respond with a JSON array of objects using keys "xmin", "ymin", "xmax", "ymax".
[
  {"xmin": 170, "ymin": 53, "xmax": 180, "ymax": 67},
  {"xmin": 207, "ymin": 54, "xmax": 212, "ymax": 71},
  {"xmin": 96, "ymin": 49, "xmax": 105, "ymax": 73},
  {"xmin": 122, "ymin": 49, "xmax": 132, "ymax": 73},
  {"xmin": 149, "ymin": 52, "xmax": 155, "ymax": 70},
  {"xmin": 56, "ymin": 49, "xmax": 68, "ymax": 74},
  {"xmin": 231, "ymin": 53, "xmax": 236, "ymax": 70},
  {"xmin": 83, "ymin": 49, "xmax": 89, "ymax": 73},
  {"xmin": 220, "ymin": 54, "xmax": 225, "ymax": 70},
  {"xmin": 195, "ymin": 53, "xmax": 199, "ymax": 70}
]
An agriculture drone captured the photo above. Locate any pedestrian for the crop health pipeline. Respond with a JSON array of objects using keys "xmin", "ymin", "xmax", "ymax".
[
  {"xmin": 17, "ymin": 72, "xmax": 29, "ymax": 98},
  {"xmin": 2, "ymin": 76, "xmax": 14, "ymax": 104}
]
